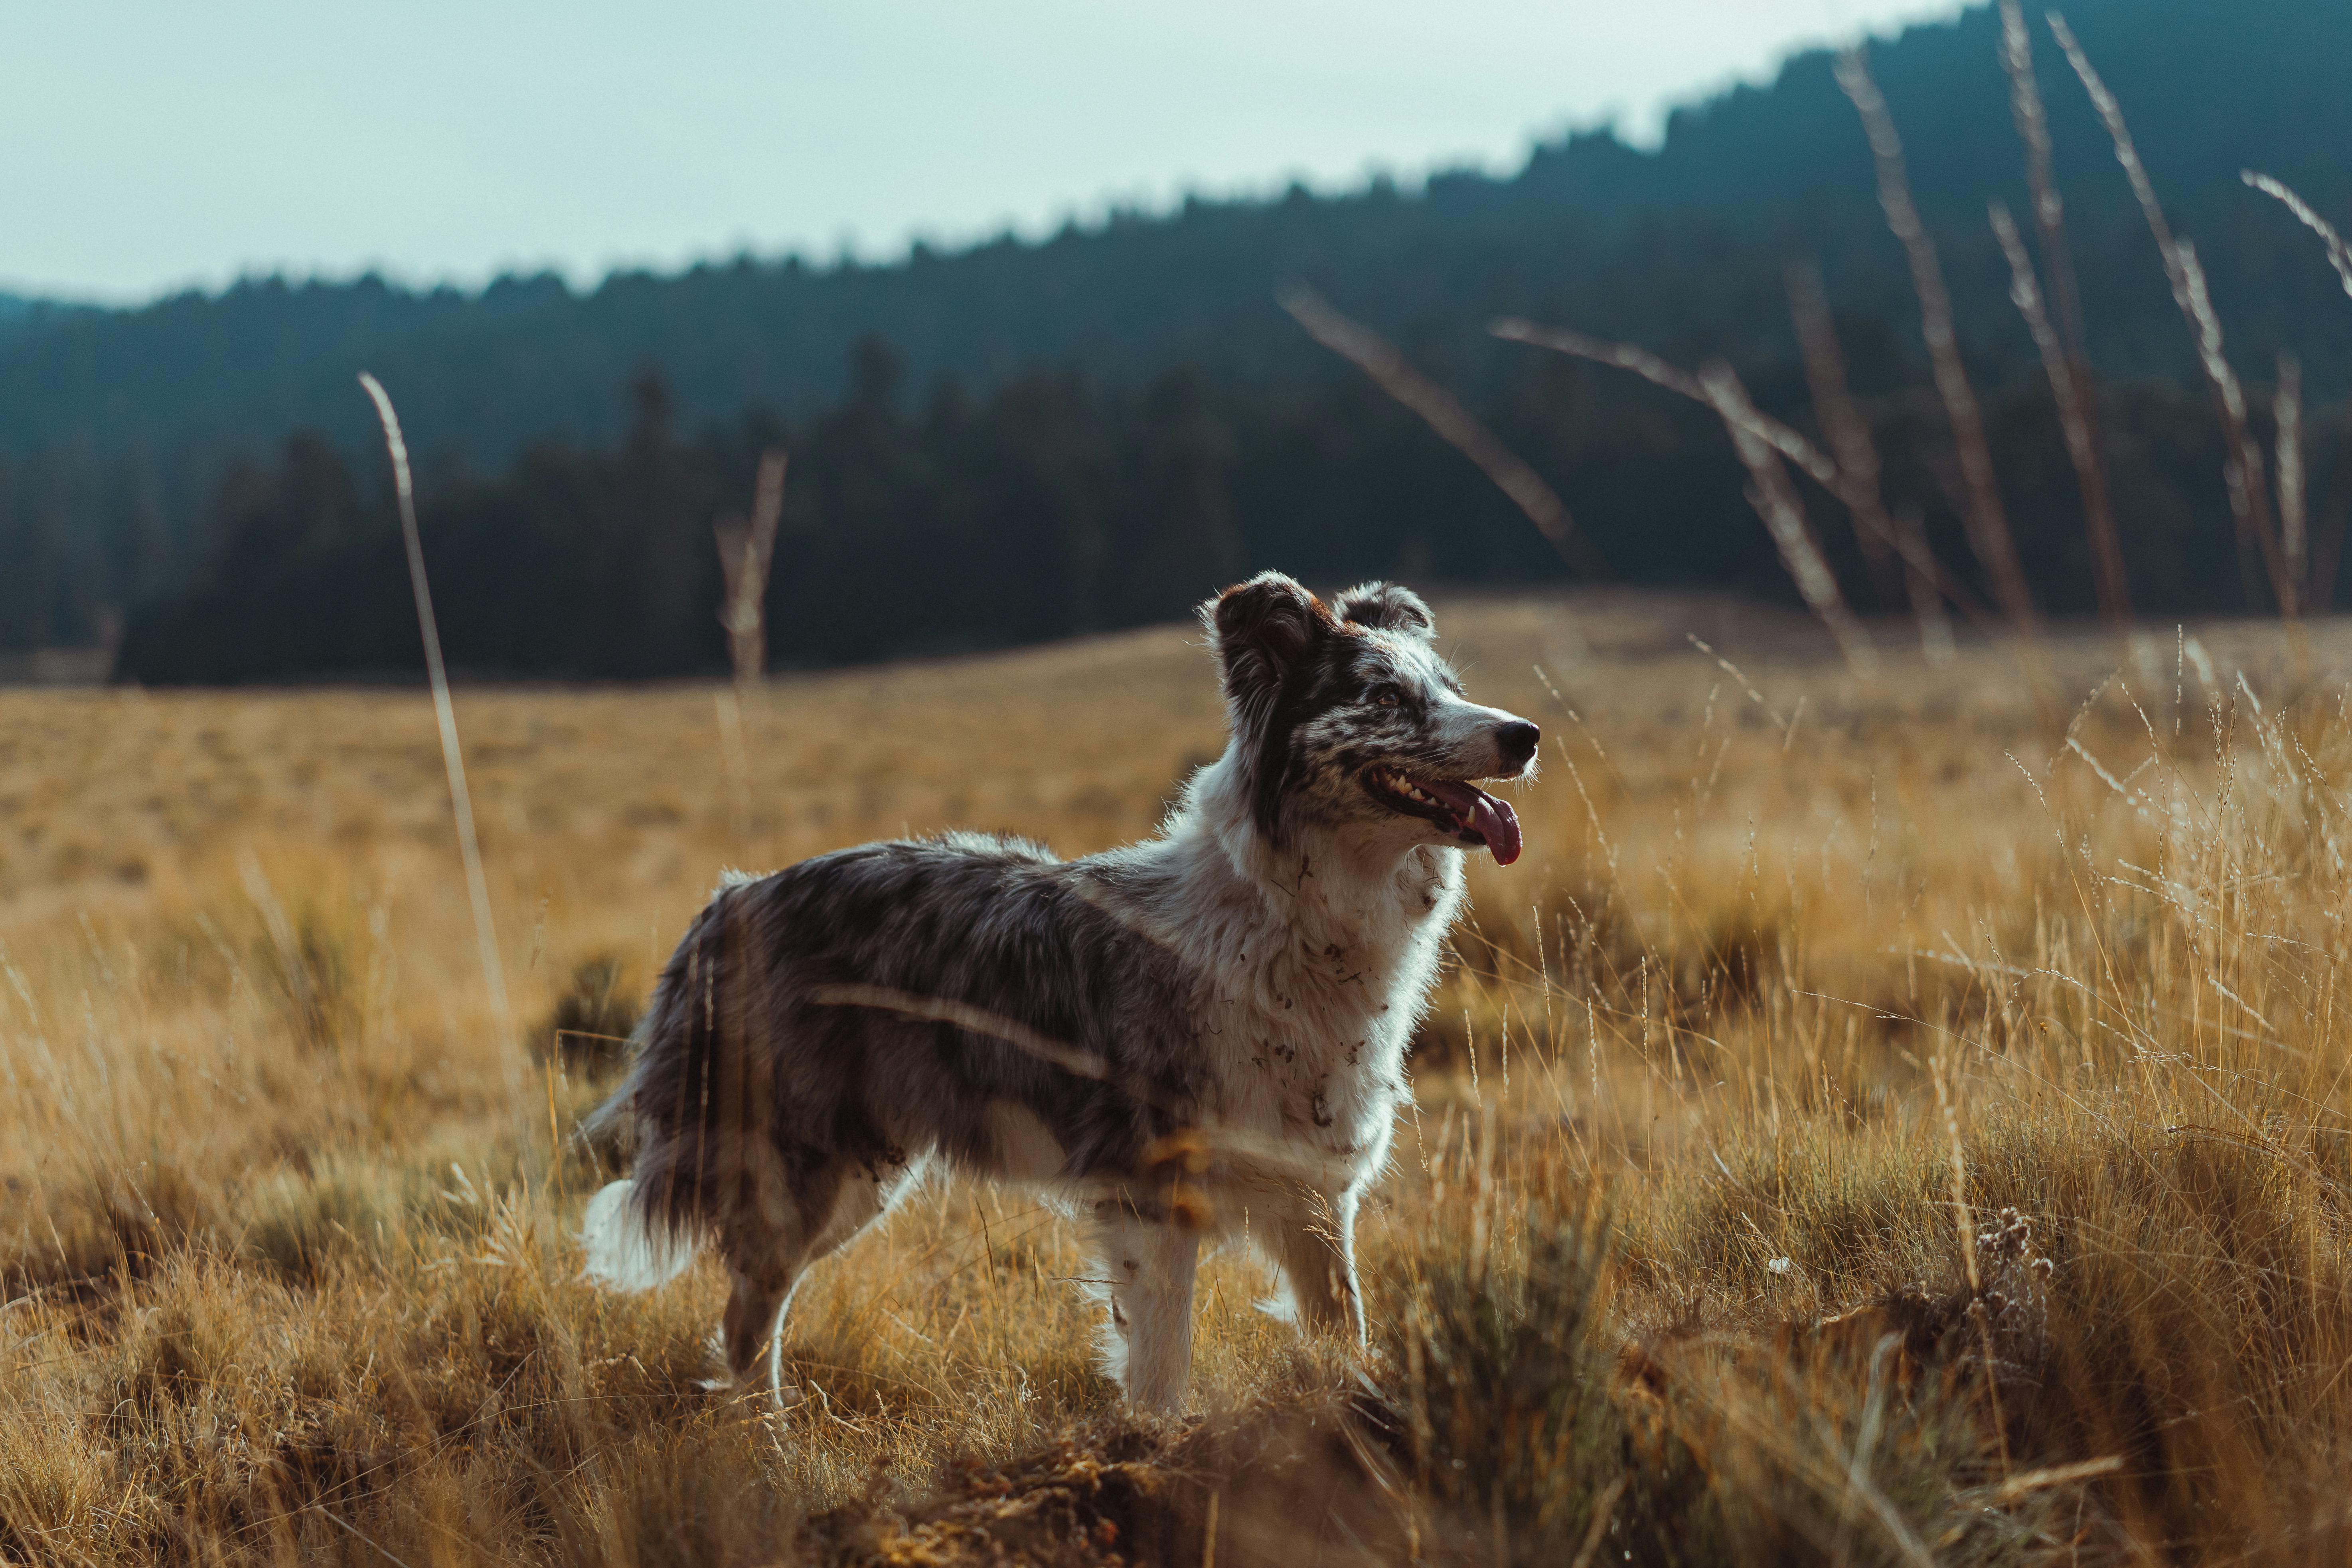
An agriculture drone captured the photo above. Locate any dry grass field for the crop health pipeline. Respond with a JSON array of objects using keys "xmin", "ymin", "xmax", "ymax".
[{"xmin": 7, "ymin": 588, "xmax": 2352, "ymax": 1565}]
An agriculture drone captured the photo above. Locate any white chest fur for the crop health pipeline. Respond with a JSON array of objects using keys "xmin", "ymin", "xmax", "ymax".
[{"xmin": 1108, "ymin": 773, "xmax": 1465, "ymax": 1194}]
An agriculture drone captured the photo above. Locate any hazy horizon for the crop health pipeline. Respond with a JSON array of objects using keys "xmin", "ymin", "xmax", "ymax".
[{"xmin": 6, "ymin": 1, "xmax": 1965, "ymax": 306}]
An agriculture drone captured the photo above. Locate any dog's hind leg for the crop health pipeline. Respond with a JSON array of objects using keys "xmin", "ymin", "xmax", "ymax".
[
  {"xmin": 717, "ymin": 1152, "xmax": 931, "ymax": 1407},
  {"xmin": 1094, "ymin": 1203, "xmax": 1202, "ymax": 1413},
  {"xmin": 719, "ymin": 1253, "xmax": 799, "ymax": 1401}
]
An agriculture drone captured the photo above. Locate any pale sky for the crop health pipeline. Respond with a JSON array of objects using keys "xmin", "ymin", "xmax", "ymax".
[{"xmin": 2, "ymin": 0, "xmax": 1965, "ymax": 304}]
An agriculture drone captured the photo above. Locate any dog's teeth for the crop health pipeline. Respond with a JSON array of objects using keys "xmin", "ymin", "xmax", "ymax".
[{"xmin": 1374, "ymin": 770, "xmax": 1445, "ymax": 809}]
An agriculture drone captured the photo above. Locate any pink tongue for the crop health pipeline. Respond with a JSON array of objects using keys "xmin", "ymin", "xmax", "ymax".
[
  {"xmin": 1471, "ymin": 793, "xmax": 1523, "ymax": 866},
  {"xmin": 1422, "ymin": 780, "xmax": 1524, "ymax": 866}
]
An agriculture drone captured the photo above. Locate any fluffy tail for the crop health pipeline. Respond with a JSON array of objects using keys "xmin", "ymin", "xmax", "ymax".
[
  {"xmin": 577, "ymin": 886, "xmax": 752, "ymax": 1291},
  {"xmin": 578, "ymin": 1179, "xmax": 697, "ymax": 1291}
]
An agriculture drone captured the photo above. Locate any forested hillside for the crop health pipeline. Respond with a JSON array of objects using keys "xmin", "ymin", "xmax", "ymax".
[{"xmin": 8, "ymin": 0, "xmax": 2352, "ymax": 677}]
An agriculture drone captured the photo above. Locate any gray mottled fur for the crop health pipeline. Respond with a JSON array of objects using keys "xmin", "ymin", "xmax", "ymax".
[{"xmin": 581, "ymin": 572, "xmax": 1538, "ymax": 1411}]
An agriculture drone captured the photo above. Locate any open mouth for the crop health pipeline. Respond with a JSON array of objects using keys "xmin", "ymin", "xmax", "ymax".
[{"xmin": 1361, "ymin": 768, "xmax": 1524, "ymax": 865}]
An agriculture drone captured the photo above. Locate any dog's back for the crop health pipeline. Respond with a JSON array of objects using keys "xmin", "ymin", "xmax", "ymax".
[{"xmin": 584, "ymin": 830, "xmax": 1203, "ymax": 1294}]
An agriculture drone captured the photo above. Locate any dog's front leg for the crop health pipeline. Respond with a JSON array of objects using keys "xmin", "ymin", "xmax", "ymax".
[
  {"xmin": 1094, "ymin": 1203, "xmax": 1201, "ymax": 1413},
  {"xmin": 1264, "ymin": 1189, "xmax": 1366, "ymax": 1346}
]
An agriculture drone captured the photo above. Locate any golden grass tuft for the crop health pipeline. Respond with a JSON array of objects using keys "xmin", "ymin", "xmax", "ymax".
[{"xmin": 7, "ymin": 591, "xmax": 2352, "ymax": 1563}]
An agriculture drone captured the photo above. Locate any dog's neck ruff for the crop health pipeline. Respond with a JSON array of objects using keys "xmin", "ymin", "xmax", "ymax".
[{"xmin": 1199, "ymin": 750, "xmax": 1456, "ymax": 948}]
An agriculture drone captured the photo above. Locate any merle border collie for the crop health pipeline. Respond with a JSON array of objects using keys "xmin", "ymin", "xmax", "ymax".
[{"xmin": 581, "ymin": 572, "xmax": 1538, "ymax": 1411}]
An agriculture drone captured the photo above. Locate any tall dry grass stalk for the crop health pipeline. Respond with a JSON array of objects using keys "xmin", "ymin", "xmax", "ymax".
[
  {"xmin": 1491, "ymin": 316, "xmax": 1994, "ymax": 630},
  {"xmin": 1930, "ymin": 1055, "xmax": 2011, "ymax": 1478},
  {"xmin": 2276, "ymin": 353, "xmax": 2307, "ymax": 604},
  {"xmin": 1997, "ymin": 0, "xmax": 2127, "ymax": 628},
  {"xmin": 1997, "ymin": 2, "xmax": 2093, "ymax": 373},
  {"xmin": 357, "ymin": 372, "xmax": 513, "ymax": 1056},
  {"xmin": 1280, "ymin": 286, "xmax": 1609, "ymax": 578},
  {"xmin": 1785, "ymin": 262, "xmax": 1958, "ymax": 663},
  {"xmin": 712, "ymin": 449, "xmax": 788, "ymax": 850},
  {"xmin": 1836, "ymin": 46, "xmax": 2039, "ymax": 633},
  {"xmin": 716, "ymin": 448, "xmax": 788, "ymax": 687},
  {"xmin": 1697, "ymin": 359, "xmax": 1877, "ymax": 675},
  {"xmin": 2242, "ymin": 170, "xmax": 2352, "ymax": 612},
  {"xmin": 2241, "ymin": 171, "xmax": 2352, "ymax": 302},
  {"xmin": 2048, "ymin": 13, "xmax": 2291, "ymax": 614},
  {"xmin": 1893, "ymin": 506, "xmax": 1956, "ymax": 665},
  {"xmin": 1783, "ymin": 264, "xmax": 1898, "ymax": 603},
  {"xmin": 1990, "ymin": 202, "xmax": 2130, "ymax": 626}
]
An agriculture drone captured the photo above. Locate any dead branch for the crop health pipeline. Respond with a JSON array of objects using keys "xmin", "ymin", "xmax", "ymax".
[{"xmin": 2050, "ymin": 13, "xmax": 2289, "ymax": 612}]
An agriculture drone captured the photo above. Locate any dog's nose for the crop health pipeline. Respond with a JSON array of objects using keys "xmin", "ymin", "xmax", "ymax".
[{"xmin": 1495, "ymin": 720, "xmax": 1540, "ymax": 770}]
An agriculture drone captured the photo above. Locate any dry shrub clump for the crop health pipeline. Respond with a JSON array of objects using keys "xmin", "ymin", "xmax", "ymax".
[{"xmin": 6, "ymin": 593, "xmax": 2352, "ymax": 1564}]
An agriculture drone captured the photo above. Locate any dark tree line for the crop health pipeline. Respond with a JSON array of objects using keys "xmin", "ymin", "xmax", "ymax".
[{"xmin": 109, "ymin": 323, "xmax": 2340, "ymax": 684}]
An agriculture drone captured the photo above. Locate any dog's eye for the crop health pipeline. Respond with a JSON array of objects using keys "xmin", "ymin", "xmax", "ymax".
[{"xmin": 1367, "ymin": 684, "xmax": 1402, "ymax": 708}]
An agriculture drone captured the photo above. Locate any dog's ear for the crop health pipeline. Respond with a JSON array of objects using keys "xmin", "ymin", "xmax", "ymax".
[
  {"xmin": 1331, "ymin": 581, "xmax": 1435, "ymax": 641},
  {"xmin": 1205, "ymin": 572, "xmax": 1328, "ymax": 705}
]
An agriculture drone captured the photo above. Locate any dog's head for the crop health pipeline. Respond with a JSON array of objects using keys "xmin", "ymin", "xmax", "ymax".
[{"xmin": 1202, "ymin": 572, "xmax": 1538, "ymax": 864}]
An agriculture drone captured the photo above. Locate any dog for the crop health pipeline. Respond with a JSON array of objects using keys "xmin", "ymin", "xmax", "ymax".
[{"xmin": 580, "ymin": 571, "xmax": 1538, "ymax": 1411}]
